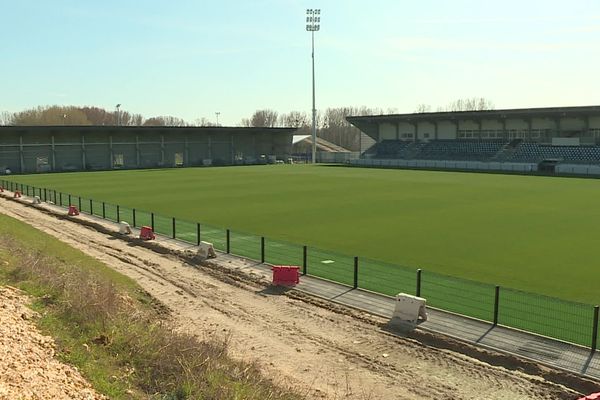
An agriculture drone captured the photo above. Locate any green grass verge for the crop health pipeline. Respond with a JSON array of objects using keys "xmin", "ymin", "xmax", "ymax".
[{"xmin": 0, "ymin": 213, "xmax": 301, "ymax": 399}]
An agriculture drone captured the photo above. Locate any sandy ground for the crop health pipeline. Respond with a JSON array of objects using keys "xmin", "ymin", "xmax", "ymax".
[
  {"xmin": 0, "ymin": 286, "xmax": 104, "ymax": 400},
  {"xmin": 0, "ymin": 195, "xmax": 585, "ymax": 400}
]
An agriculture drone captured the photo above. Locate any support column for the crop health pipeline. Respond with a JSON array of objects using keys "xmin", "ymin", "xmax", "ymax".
[
  {"xmin": 454, "ymin": 119, "xmax": 459, "ymax": 139},
  {"xmin": 527, "ymin": 118, "xmax": 532, "ymax": 141},
  {"xmin": 19, "ymin": 135, "xmax": 24, "ymax": 173},
  {"xmin": 109, "ymin": 135, "xmax": 114, "ymax": 169},
  {"xmin": 230, "ymin": 134, "xmax": 234, "ymax": 164},
  {"xmin": 556, "ymin": 118, "xmax": 562, "ymax": 137},
  {"xmin": 477, "ymin": 119, "xmax": 482, "ymax": 140},
  {"xmin": 184, "ymin": 136, "xmax": 189, "ymax": 165},
  {"xmin": 135, "ymin": 135, "xmax": 140, "ymax": 167},
  {"xmin": 81, "ymin": 134, "xmax": 86, "ymax": 170},
  {"xmin": 413, "ymin": 122, "xmax": 418, "ymax": 143},
  {"xmin": 160, "ymin": 134, "xmax": 165, "ymax": 166},
  {"xmin": 395, "ymin": 122, "xmax": 400, "ymax": 140},
  {"xmin": 51, "ymin": 135, "xmax": 56, "ymax": 171},
  {"xmin": 434, "ymin": 121, "xmax": 438, "ymax": 140},
  {"xmin": 208, "ymin": 134, "xmax": 212, "ymax": 159},
  {"xmin": 501, "ymin": 118, "xmax": 507, "ymax": 140}
]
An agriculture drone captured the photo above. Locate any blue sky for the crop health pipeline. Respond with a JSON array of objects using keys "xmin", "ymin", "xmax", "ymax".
[{"xmin": 1, "ymin": 0, "xmax": 599, "ymax": 125}]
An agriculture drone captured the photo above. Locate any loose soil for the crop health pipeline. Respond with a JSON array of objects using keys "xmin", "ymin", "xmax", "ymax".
[
  {"xmin": 0, "ymin": 195, "xmax": 588, "ymax": 400},
  {"xmin": 0, "ymin": 285, "xmax": 104, "ymax": 400}
]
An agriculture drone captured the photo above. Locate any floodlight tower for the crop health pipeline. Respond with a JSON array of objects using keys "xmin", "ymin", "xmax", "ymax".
[
  {"xmin": 115, "ymin": 104, "xmax": 121, "ymax": 126},
  {"xmin": 306, "ymin": 9, "xmax": 320, "ymax": 164}
]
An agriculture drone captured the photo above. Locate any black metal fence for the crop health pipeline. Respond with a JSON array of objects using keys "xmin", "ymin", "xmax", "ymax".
[{"xmin": 1, "ymin": 178, "xmax": 598, "ymax": 350}]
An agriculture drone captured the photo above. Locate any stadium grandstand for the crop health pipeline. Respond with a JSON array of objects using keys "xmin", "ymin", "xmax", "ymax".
[
  {"xmin": 347, "ymin": 105, "xmax": 600, "ymax": 176},
  {"xmin": 0, "ymin": 125, "xmax": 295, "ymax": 174}
]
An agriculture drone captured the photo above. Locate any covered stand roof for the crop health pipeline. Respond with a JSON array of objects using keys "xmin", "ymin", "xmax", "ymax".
[{"xmin": 346, "ymin": 105, "xmax": 600, "ymax": 140}]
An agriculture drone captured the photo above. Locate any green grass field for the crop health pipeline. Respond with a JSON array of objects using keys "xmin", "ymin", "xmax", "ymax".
[{"xmin": 5, "ymin": 165, "xmax": 600, "ymax": 346}]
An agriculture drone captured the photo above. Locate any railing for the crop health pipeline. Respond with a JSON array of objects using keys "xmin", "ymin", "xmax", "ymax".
[{"xmin": 2, "ymin": 178, "xmax": 598, "ymax": 350}]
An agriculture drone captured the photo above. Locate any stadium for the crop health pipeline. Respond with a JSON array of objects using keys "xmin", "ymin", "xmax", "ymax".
[
  {"xmin": 350, "ymin": 105, "xmax": 600, "ymax": 176},
  {"xmin": 0, "ymin": 125, "xmax": 295, "ymax": 173},
  {"xmin": 4, "ymin": 110, "xmax": 600, "ymax": 397}
]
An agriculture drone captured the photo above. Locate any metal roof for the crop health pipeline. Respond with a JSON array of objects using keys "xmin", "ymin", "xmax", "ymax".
[
  {"xmin": 0, "ymin": 125, "xmax": 297, "ymax": 135},
  {"xmin": 346, "ymin": 105, "xmax": 600, "ymax": 123}
]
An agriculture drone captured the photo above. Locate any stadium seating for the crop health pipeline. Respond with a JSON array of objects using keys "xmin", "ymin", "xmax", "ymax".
[
  {"xmin": 368, "ymin": 139, "xmax": 600, "ymax": 165},
  {"xmin": 415, "ymin": 139, "xmax": 506, "ymax": 161},
  {"xmin": 371, "ymin": 139, "xmax": 507, "ymax": 161},
  {"xmin": 506, "ymin": 142, "xmax": 600, "ymax": 164}
]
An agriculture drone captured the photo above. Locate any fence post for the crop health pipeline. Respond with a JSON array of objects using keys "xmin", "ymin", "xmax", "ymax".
[
  {"xmin": 102, "ymin": 202, "xmax": 105, "ymax": 218},
  {"xmin": 151, "ymin": 213, "xmax": 155, "ymax": 231},
  {"xmin": 226, "ymin": 229, "xmax": 230, "ymax": 253},
  {"xmin": 261, "ymin": 237, "xmax": 265, "ymax": 263},
  {"xmin": 44, "ymin": 188, "xmax": 47, "ymax": 202},
  {"xmin": 78, "ymin": 196, "xmax": 81, "ymax": 211},
  {"xmin": 54, "ymin": 190, "xmax": 57, "ymax": 203},
  {"xmin": 172, "ymin": 217, "xmax": 176, "ymax": 239},
  {"xmin": 416, "ymin": 269, "xmax": 422, "ymax": 297},
  {"xmin": 353, "ymin": 256, "xmax": 359, "ymax": 289},
  {"xmin": 196, "ymin": 223, "xmax": 201, "ymax": 246},
  {"xmin": 68, "ymin": 194, "xmax": 71, "ymax": 206},
  {"xmin": 132, "ymin": 209, "xmax": 136, "ymax": 227},
  {"xmin": 116, "ymin": 205, "xmax": 120, "ymax": 222},
  {"xmin": 493, "ymin": 286, "xmax": 500, "ymax": 326},
  {"xmin": 302, "ymin": 246, "xmax": 307, "ymax": 275},
  {"xmin": 593, "ymin": 306, "xmax": 599, "ymax": 351},
  {"xmin": 89, "ymin": 199, "xmax": 93, "ymax": 215}
]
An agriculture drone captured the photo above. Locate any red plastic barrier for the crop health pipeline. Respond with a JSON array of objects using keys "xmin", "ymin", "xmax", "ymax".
[
  {"xmin": 579, "ymin": 393, "xmax": 600, "ymax": 400},
  {"xmin": 13, "ymin": 190, "xmax": 21, "ymax": 198},
  {"xmin": 0, "ymin": 186, "xmax": 4, "ymax": 192},
  {"xmin": 68, "ymin": 205, "xmax": 79, "ymax": 216},
  {"xmin": 272, "ymin": 265, "xmax": 300, "ymax": 286},
  {"xmin": 139, "ymin": 226, "xmax": 156, "ymax": 240}
]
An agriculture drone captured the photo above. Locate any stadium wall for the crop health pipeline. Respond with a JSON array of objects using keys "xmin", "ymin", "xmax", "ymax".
[
  {"xmin": 348, "ymin": 106, "xmax": 600, "ymax": 144},
  {"xmin": 0, "ymin": 126, "xmax": 295, "ymax": 174}
]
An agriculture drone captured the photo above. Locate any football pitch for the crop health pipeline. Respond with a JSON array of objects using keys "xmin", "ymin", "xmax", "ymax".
[
  {"xmin": 7, "ymin": 164, "xmax": 600, "ymax": 346},
  {"xmin": 7, "ymin": 164, "xmax": 600, "ymax": 304}
]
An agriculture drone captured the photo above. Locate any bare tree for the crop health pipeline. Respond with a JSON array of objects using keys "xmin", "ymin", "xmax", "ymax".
[
  {"xmin": 143, "ymin": 116, "xmax": 188, "ymax": 126},
  {"xmin": 279, "ymin": 111, "xmax": 309, "ymax": 128},
  {"xmin": 11, "ymin": 106, "xmax": 91, "ymax": 125},
  {"xmin": 415, "ymin": 104, "xmax": 432, "ymax": 113},
  {"xmin": 240, "ymin": 109, "xmax": 279, "ymax": 127},
  {"xmin": 442, "ymin": 97, "xmax": 494, "ymax": 112},
  {"xmin": 194, "ymin": 117, "xmax": 217, "ymax": 127},
  {"xmin": 0, "ymin": 111, "xmax": 12, "ymax": 125}
]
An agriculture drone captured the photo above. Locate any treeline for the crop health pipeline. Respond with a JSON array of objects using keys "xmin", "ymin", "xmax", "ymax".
[
  {"xmin": 241, "ymin": 107, "xmax": 395, "ymax": 151},
  {"xmin": 0, "ymin": 105, "xmax": 200, "ymax": 127},
  {"xmin": 1, "ymin": 97, "xmax": 493, "ymax": 152}
]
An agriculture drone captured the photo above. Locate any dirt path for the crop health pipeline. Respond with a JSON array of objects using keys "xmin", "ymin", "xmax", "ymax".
[{"xmin": 0, "ymin": 196, "xmax": 582, "ymax": 400}]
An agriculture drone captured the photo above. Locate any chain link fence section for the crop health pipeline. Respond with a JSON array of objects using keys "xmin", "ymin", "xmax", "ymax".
[
  {"xmin": 359, "ymin": 258, "xmax": 415, "ymax": 297},
  {"xmin": 499, "ymin": 288, "xmax": 594, "ymax": 347},
  {"xmin": 421, "ymin": 271, "xmax": 496, "ymax": 323}
]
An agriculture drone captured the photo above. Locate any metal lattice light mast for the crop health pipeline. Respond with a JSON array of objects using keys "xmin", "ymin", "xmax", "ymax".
[{"xmin": 306, "ymin": 9, "xmax": 320, "ymax": 164}]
